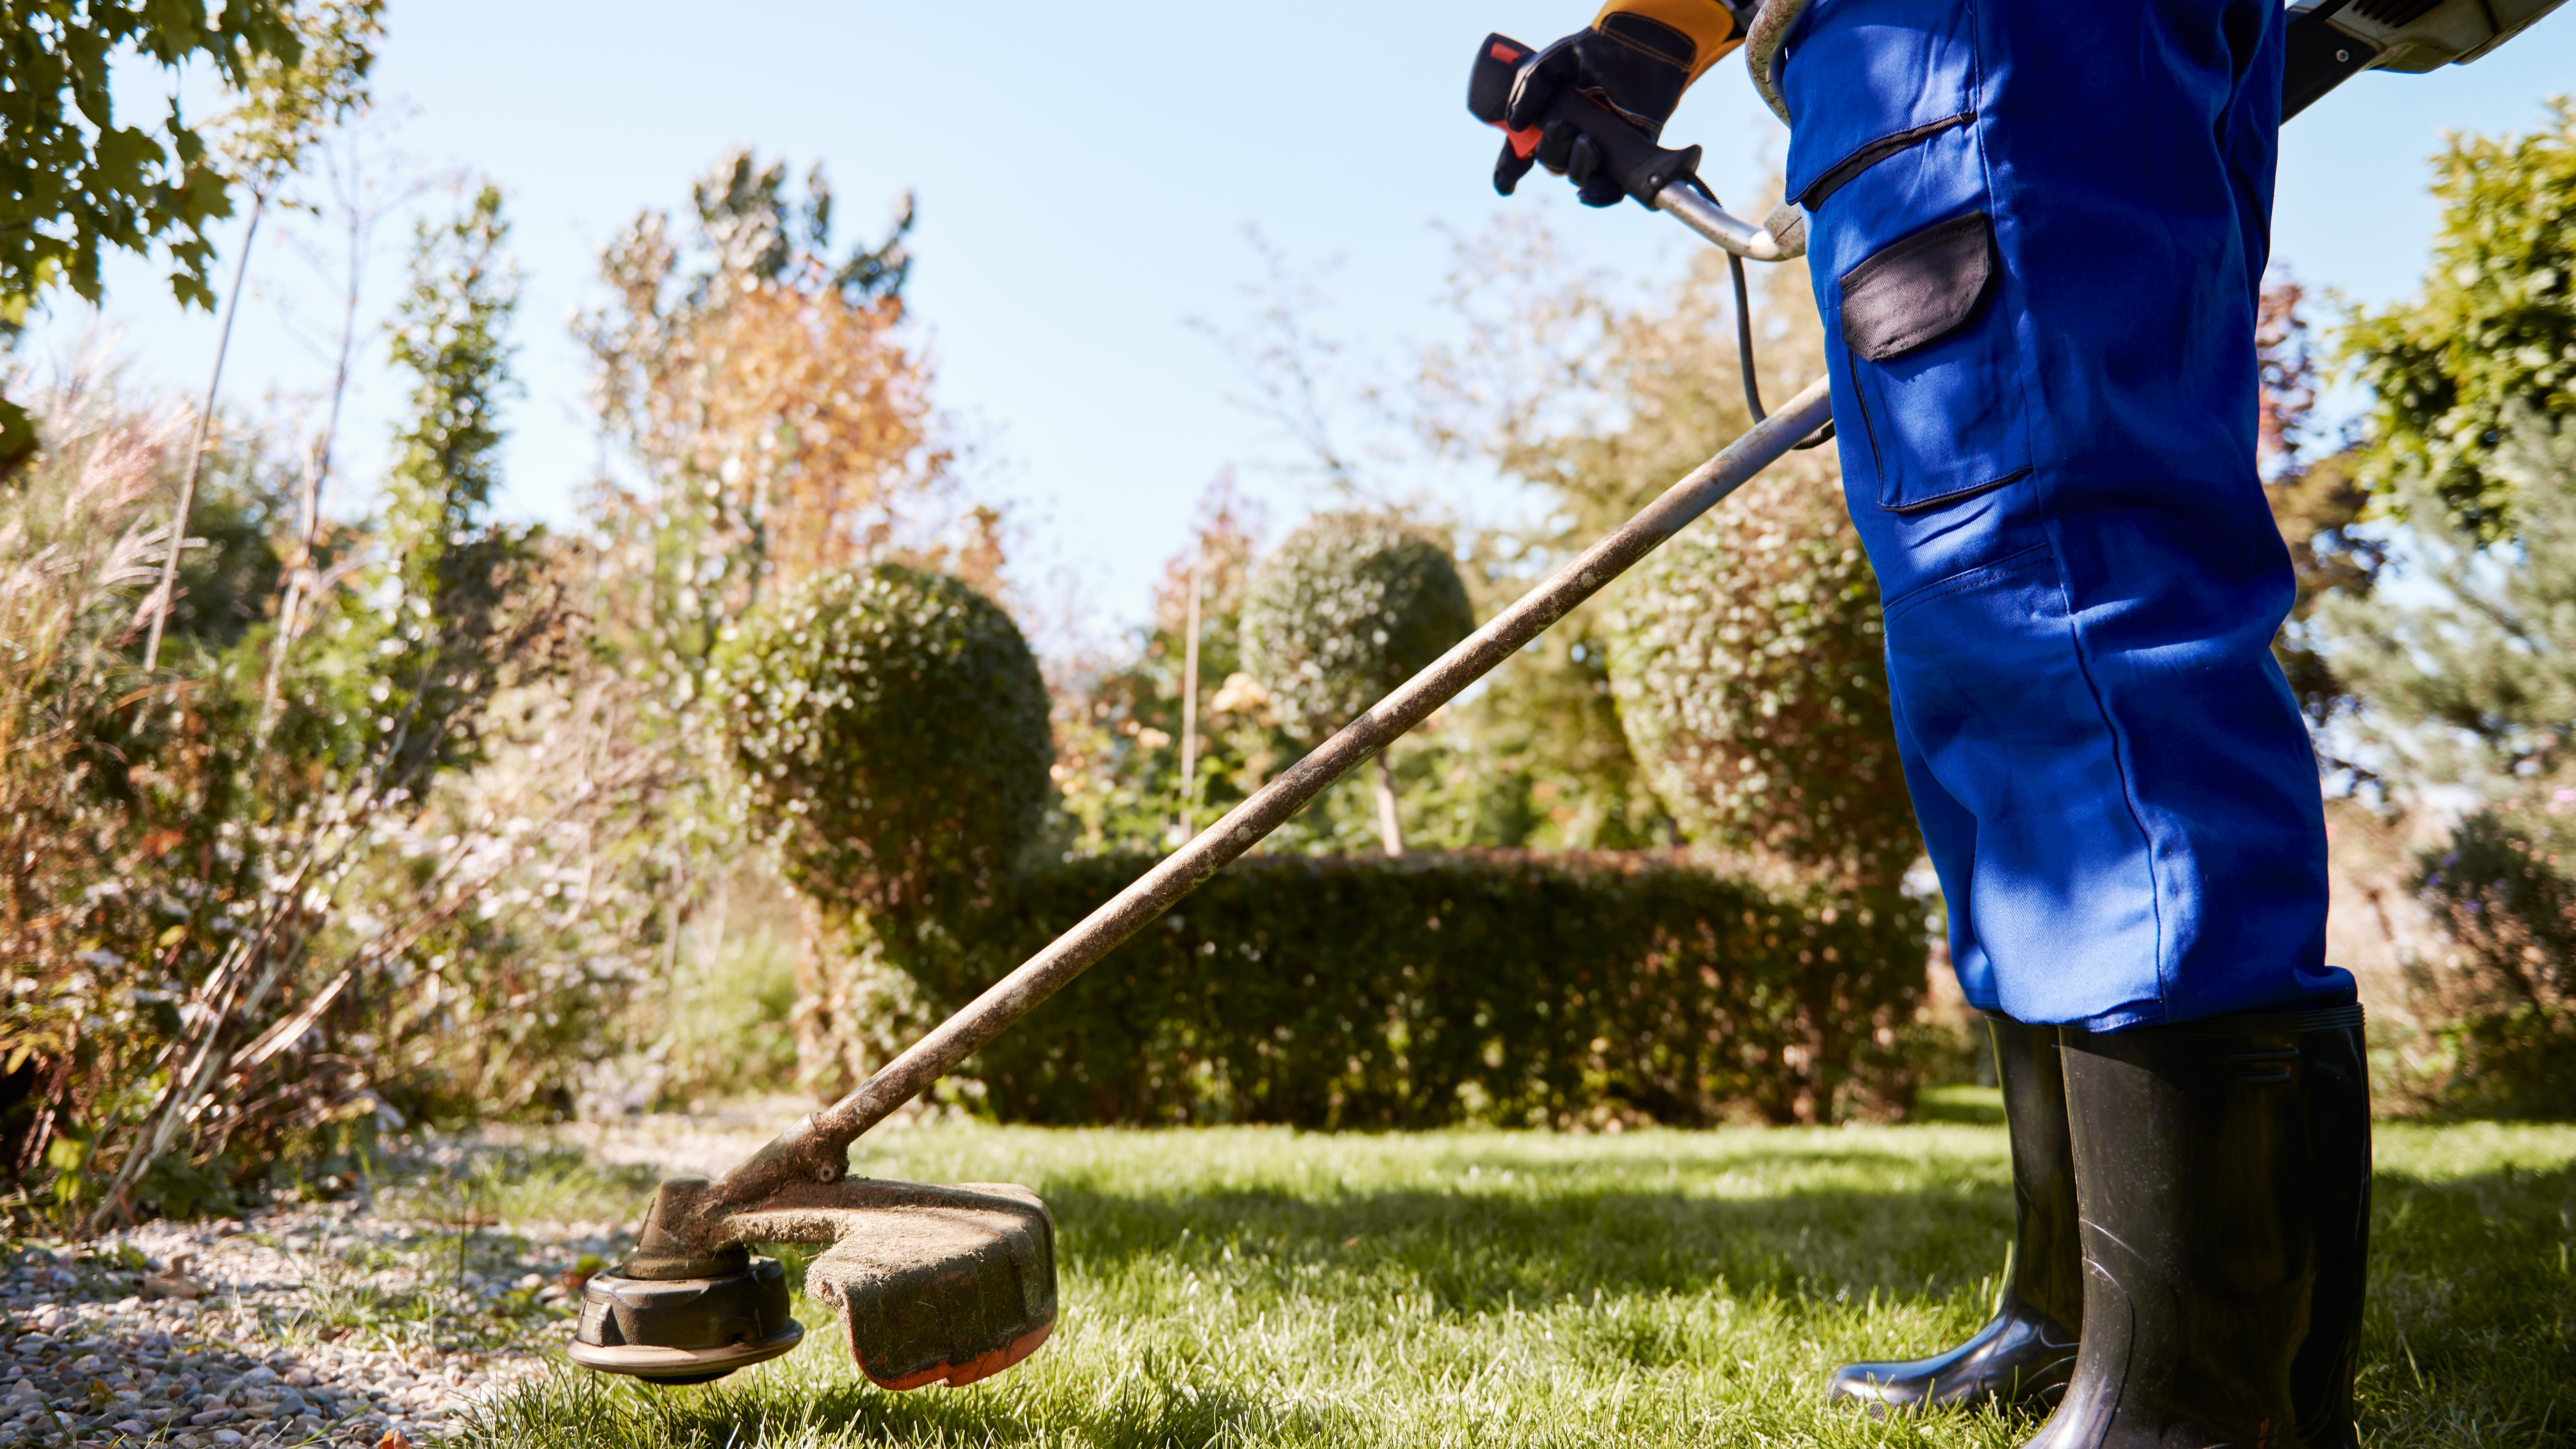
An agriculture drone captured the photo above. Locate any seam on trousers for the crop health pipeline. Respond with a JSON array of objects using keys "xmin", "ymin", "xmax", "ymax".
[{"xmin": 2042, "ymin": 520, "xmax": 2171, "ymax": 1023}]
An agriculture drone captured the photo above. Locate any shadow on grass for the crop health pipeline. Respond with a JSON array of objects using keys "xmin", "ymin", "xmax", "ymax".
[
  {"xmin": 1911, "ymin": 1086, "xmax": 2008, "ymax": 1126},
  {"xmin": 467, "ymin": 1358, "xmax": 1312, "ymax": 1449},
  {"xmin": 458, "ymin": 1139, "xmax": 2576, "ymax": 1448},
  {"xmin": 1043, "ymin": 1175, "xmax": 2021, "ymax": 1311}
]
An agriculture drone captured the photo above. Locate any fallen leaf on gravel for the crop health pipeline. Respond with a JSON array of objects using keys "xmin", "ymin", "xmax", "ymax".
[{"xmin": 377, "ymin": 1431, "xmax": 413, "ymax": 1449}]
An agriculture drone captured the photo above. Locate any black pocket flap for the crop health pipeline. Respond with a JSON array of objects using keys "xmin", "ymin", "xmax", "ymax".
[{"xmin": 1839, "ymin": 211, "xmax": 1996, "ymax": 363}]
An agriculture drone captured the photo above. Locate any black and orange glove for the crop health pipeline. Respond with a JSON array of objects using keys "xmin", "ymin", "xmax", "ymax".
[{"xmin": 1490, "ymin": 1, "xmax": 1755, "ymax": 206}]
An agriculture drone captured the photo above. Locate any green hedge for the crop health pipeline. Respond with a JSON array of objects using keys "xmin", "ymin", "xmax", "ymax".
[{"xmin": 897, "ymin": 851, "xmax": 1927, "ymax": 1127}]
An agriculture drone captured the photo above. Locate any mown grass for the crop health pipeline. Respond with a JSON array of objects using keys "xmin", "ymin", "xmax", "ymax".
[{"xmin": 455, "ymin": 1096, "xmax": 2576, "ymax": 1448}]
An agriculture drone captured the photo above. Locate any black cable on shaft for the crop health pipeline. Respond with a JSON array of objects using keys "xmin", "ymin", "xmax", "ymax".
[{"xmin": 1727, "ymin": 248, "xmax": 1835, "ymax": 451}]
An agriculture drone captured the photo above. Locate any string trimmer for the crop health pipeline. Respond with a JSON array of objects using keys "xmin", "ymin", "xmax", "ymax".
[{"xmin": 568, "ymin": 0, "xmax": 2562, "ymax": 1392}]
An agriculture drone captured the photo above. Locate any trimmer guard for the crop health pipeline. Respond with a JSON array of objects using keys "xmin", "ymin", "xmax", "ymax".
[{"xmin": 728, "ymin": 1179, "xmax": 1059, "ymax": 1390}]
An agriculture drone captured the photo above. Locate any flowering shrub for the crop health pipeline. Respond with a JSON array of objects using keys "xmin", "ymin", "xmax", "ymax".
[{"xmin": 714, "ymin": 563, "xmax": 1052, "ymax": 922}]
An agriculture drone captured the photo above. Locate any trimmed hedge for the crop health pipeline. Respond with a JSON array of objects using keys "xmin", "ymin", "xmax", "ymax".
[{"xmin": 895, "ymin": 850, "xmax": 1926, "ymax": 1127}]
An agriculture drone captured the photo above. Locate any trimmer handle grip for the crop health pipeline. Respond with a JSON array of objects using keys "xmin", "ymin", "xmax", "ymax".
[{"xmin": 1466, "ymin": 33, "xmax": 1704, "ymax": 206}]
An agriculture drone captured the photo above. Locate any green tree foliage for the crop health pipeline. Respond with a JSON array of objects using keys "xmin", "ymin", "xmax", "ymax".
[
  {"xmin": 275, "ymin": 185, "xmax": 538, "ymax": 785},
  {"xmin": 0, "ymin": 1, "xmax": 380, "ymax": 466},
  {"xmin": 371, "ymin": 184, "xmax": 527, "ymax": 772},
  {"xmin": 1052, "ymin": 492, "xmax": 1291, "ymax": 853},
  {"xmin": 715, "ymin": 564, "xmax": 1052, "ymax": 922},
  {"xmin": 1049, "ymin": 494, "xmax": 1538, "ymax": 863},
  {"xmin": 2258, "ymin": 279, "xmax": 2389, "ymax": 728},
  {"xmin": 0, "ymin": 0, "xmax": 297, "ymax": 319},
  {"xmin": 2342, "ymin": 98, "xmax": 2576, "ymax": 540},
  {"xmin": 2320, "ymin": 411, "xmax": 2576, "ymax": 787},
  {"xmin": 1420, "ymin": 221, "xmax": 1906, "ymax": 882},
  {"xmin": 1605, "ymin": 473, "xmax": 1908, "ymax": 892},
  {"xmin": 215, "ymin": 0, "xmax": 382, "ymax": 198}
]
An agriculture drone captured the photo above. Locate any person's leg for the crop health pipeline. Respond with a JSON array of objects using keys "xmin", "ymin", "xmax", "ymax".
[
  {"xmin": 1774, "ymin": 0, "xmax": 2369, "ymax": 1431},
  {"xmin": 1778, "ymin": 0, "xmax": 2350, "ymax": 1026}
]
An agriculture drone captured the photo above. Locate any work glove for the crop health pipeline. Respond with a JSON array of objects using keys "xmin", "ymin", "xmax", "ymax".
[{"xmin": 1495, "ymin": 4, "xmax": 1753, "ymax": 206}]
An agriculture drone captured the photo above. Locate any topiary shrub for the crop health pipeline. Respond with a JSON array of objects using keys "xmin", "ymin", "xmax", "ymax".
[
  {"xmin": 1241, "ymin": 511, "xmax": 1475, "ymax": 853},
  {"xmin": 1603, "ymin": 473, "xmax": 1917, "ymax": 891},
  {"xmin": 714, "ymin": 563, "xmax": 1052, "ymax": 919},
  {"xmin": 918, "ymin": 850, "xmax": 1925, "ymax": 1127}
]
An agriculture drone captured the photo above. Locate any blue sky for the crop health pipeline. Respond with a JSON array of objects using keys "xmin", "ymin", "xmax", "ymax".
[{"xmin": 20, "ymin": 1, "xmax": 2573, "ymax": 640}]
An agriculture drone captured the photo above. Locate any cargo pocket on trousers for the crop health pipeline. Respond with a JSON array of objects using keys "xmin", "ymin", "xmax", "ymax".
[{"xmin": 1838, "ymin": 209, "xmax": 2032, "ymax": 514}]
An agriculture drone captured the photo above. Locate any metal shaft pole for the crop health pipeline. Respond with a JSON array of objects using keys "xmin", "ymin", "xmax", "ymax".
[{"xmin": 684, "ymin": 376, "xmax": 1835, "ymax": 1231}]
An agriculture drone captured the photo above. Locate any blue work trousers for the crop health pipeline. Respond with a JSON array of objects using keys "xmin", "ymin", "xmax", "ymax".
[{"xmin": 1776, "ymin": 0, "xmax": 2355, "ymax": 1028}]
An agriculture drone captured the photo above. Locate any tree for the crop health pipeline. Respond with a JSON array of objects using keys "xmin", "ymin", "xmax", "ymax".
[
  {"xmin": 1419, "ymin": 215, "xmax": 1901, "ymax": 875},
  {"xmin": 0, "ymin": 1, "xmax": 295, "ymax": 316},
  {"xmin": 2342, "ymin": 98, "xmax": 2576, "ymax": 541},
  {"xmin": 581, "ymin": 150, "xmax": 947, "ymax": 710},
  {"xmin": 713, "ymin": 564, "xmax": 1052, "ymax": 1092},
  {"xmin": 1240, "ymin": 510, "xmax": 1476, "ymax": 856},
  {"xmin": 140, "ymin": 0, "xmax": 384, "ymax": 672},
  {"xmin": 2319, "ymin": 409, "xmax": 2576, "ymax": 792},
  {"xmin": 1051, "ymin": 481, "xmax": 1283, "ymax": 855},
  {"xmin": 2258, "ymin": 277, "xmax": 2388, "ymax": 731},
  {"xmin": 576, "ymin": 152, "xmax": 985, "ymax": 1077},
  {"xmin": 0, "ymin": 0, "xmax": 368, "ymax": 466},
  {"xmin": 81, "ymin": 184, "xmax": 576, "ymax": 1223},
  {"xmin": 2320, "ymin": 412, "xmax": 2576, "ymax": 1112},
  {"xmin": 715, "ymin": 564, "xmax": 1052, "ymax": 924}
]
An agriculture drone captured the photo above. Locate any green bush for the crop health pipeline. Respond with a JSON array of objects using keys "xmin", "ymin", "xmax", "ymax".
[
  {"xmin": 1241, "ymin": 512, "xmax": 1476, "ymax": 741},
  {"xmin": 715, "ymin": 563, "xmax": 1052, "ymax": 920},
  {"xmin": 911, "ymin": 851, "xmax": 1927, "ymax": 1127},
  {"xmin": 1604, "ymin": 472, "xmax": 1915, "ymax": 890},
  {"xmin": 2413, "ymin": 810, "xmax": 2576, "ymax": 1118}
]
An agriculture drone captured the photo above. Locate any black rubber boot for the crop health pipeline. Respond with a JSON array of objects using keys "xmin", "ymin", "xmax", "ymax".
[
  {"xmin": 2026, "ymin": 1005, "xmax": 2371, "ymax": 1449},
  {"xmin": 1830, "ymin": 1015, "xmax": 2084, "ymax": 1412}
]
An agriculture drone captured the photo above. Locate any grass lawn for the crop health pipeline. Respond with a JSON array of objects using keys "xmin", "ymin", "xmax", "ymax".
[{"xmin": 460, "ymin": 1093, "xmax": 2576, "ymax": 1448}]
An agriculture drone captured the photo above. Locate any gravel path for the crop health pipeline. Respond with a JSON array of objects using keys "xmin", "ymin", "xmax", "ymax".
[
  {"xmin": 1, "ymin": 1164, "xmax": 656, "ymax": 1446},
  {"xmin": 0, "ymin": 1105, "xmax": 831, "ymax": 1447}
]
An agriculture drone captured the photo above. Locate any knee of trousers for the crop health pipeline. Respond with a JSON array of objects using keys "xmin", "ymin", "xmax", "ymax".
[{"xmin": 1881, "ymin": 526, "xmax": 2340, "ymax": 1030}]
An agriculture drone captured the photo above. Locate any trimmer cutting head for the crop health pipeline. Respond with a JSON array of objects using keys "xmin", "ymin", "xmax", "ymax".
[
  {"xmin": 570, "ymin": 1248, "xmax": 805, "ymax": 1385},
  {"xmin": 571, "ymin": 1175, "xmax": 1058, "ymax": 1391}
]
